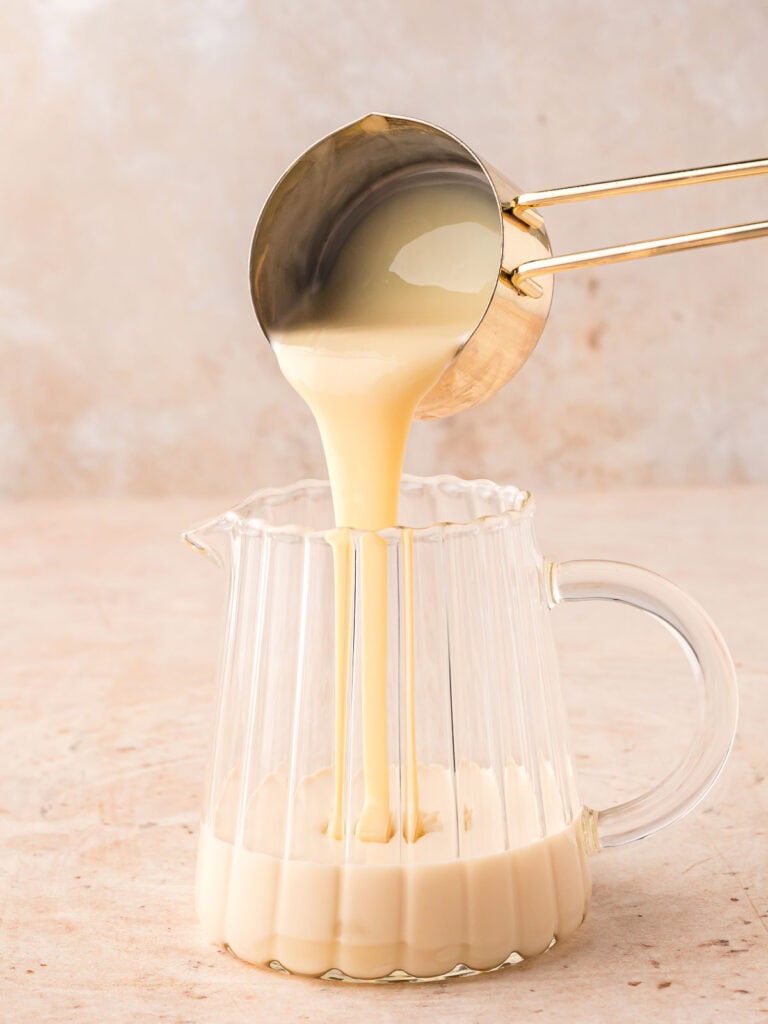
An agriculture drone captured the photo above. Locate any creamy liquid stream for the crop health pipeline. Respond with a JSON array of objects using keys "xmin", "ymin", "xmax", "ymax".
[
  {"xmin": 196, "ymin": 175, "xmax": 593, "ymax": 977},
  {"xmin": 273, "ymin": 178, "xmax": 500, "ymax": 843}
]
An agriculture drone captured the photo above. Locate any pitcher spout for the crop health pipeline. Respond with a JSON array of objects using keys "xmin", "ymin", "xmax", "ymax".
[{"xmin": 182, "ymin": 512, "xmax": 235, "ymax": 570}]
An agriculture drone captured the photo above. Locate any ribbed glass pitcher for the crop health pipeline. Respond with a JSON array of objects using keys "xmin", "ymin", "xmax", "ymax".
[{"xmin": 185, "ymin": 475, "xmax": 737, "ymax": 981}]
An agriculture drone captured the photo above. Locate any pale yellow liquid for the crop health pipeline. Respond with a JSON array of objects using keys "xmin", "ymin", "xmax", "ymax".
[
  {"xmin": 197, "ymin": 763, "xmax": 590, "ymax": 979},
  {"xmin": 273, "ymin": 179, "xmax": 500, "ymax": 843},
  {"xmin": 195, "ymin": 177, "xmax": 591, "ymax": 977}
]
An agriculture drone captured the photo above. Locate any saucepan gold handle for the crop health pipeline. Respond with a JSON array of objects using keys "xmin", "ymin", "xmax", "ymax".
[{"xmin": 507, "ymin": 158, "xmax": 768, "ymax": 297}]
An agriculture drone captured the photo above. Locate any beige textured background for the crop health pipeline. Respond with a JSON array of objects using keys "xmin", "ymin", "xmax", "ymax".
[{"xmin": 1, "ymin": 0, "xmax": 766, "ymax": 497}]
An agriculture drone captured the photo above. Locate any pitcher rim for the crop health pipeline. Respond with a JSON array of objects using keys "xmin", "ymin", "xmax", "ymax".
[{"xmin": 183, "ymin": 474, "xmax": 534, "ymax": 554}]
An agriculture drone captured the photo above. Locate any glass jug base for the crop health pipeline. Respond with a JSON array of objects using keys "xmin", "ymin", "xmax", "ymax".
[{"xmin": 255, "ymin": 939, "xmax": 556, "ymax": 984}]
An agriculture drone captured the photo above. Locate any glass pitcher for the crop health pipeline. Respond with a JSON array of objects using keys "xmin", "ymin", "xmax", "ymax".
[{"xmin": 184, "ymin": 475, "xmax": 737, "ymax": 982}]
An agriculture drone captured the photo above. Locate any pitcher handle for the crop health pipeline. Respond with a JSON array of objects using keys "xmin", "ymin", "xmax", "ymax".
[{"xmin": 549, "ymin": 559, "xmax": 738, "ymax": 849}]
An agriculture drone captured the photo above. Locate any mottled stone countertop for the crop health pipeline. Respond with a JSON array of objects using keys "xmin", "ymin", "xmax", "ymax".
[{"xmin": 2, "ymin": 488, "xmax": 766, "ymax": 1022}]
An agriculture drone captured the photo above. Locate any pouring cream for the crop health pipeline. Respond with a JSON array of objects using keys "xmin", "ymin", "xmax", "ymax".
[
  {"xmin": 272, "ymin": 176, "xmax": 499, "ymax": 842},
  {"xmin": 195, "ymin": 174, "xmax": 593, "ymax": 977}
]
